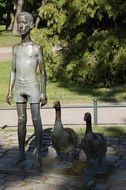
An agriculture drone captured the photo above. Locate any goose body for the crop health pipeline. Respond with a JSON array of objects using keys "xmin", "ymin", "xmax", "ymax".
[
  {"xmin": 81, "ymin": 112, "xmax": 107, "ymax": 165},
  {"xmin": 51, "ymin": 101, "xmax": 78, "ymax": 162}
]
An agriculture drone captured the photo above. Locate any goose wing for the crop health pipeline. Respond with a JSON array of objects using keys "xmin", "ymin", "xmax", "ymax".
[{"xmin": 65, "ymin": 128, "xmax": 78, "ymax": 147}]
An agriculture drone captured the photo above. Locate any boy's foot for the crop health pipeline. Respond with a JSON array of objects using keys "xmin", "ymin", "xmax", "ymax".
[{"xmin": 13, "ymin": 156, "xmax": 26, "ymax": 166}]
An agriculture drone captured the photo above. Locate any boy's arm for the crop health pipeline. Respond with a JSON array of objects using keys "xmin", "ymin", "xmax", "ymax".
[
  {"xmin": 6, "ymin": 46, "xmax": 16, "ymax": 105},
  {"xmin": 38, "ymin": 46, "xmax": 47, "ymax": 106}
]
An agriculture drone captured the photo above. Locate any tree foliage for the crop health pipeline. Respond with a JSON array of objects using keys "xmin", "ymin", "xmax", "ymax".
[
  {"xmin": 0, "ymin": 0, "xmax": 6, "ymax": 23},
  {"xmin": 1, "ymin": 0, "xmax": 126, "ymax": 87},
  {"xmin": 31, "ymin": 0, "xmax": 126, "ymax": 87}
]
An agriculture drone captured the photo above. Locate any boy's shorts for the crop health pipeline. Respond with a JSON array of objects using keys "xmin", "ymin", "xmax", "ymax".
[{"xmin": 15, "ymin": 81, "xmax": 40, "ymax": 103}]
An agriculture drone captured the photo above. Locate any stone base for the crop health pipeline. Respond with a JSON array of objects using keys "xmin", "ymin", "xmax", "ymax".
[{"xmin": 94, "ymin": 163, "xmax": 115, "ymax": 182}]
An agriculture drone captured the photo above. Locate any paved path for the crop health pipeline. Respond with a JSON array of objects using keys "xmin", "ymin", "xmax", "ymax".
[
  {"xmin": 0, "ymin": 128, "xmax": 126, "ymax": 190},
  {"xmin": 1, "ymin": 102, "xmax": 126, "ymax": 128}
]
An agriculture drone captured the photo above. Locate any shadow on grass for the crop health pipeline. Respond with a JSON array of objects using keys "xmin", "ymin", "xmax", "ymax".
[
  {"xmin": 103, "ymin": 126, "xmax": 126, "ymax": 137},
  {"xmin": 0, "ymin": 29, "xmax": 6, "ymax": 33},
  {"xmin": 57, "ymin": 81, "xmax": 126, "ymax": 103},
  {"xmin": 76, "ymin": 126, "xmax": 126, "ymax": 138}
]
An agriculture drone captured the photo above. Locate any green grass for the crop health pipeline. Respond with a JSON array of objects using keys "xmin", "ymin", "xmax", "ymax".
[
  {"xmin": 75, "ymin": 125, "xmax": 126, "ymax": 137},
  {"xmin": 3, "ymin": 126, "xmax": 126, "ymax": 137},
  {"xmin": 1, "ymin": 60, "xmax": 126, "ymax": 106},
  {"xmin": 0, "ymin": 25, "xmax": 20, "ymax": 47},
  {"xmin": 0, "ymin": 60, "xmax": 11, "ymax": 105},
  {"xmin": 0, "ymin": 26, "xmax": 126, "ymax": 105},
  {"xmin": 47, "ymin": 82, "xmax": 126, "ymax": 103}
]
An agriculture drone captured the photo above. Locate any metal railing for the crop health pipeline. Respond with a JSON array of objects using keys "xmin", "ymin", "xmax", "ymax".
[
  {"xmin": 93, "ymin": 99, "xmax": 126, "ymax": 126},
  {"xmin": 0, "ymin": 100, "xmax": 126, "ymax": 127}
]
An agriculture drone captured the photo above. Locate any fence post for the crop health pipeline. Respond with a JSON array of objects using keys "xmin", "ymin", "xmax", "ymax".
[{"xmin": 94, "ymin": 99, "xmax": 98, "ymax": 126}]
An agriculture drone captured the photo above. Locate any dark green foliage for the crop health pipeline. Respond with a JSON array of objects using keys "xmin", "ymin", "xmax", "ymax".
[
  {"xmin": 31, "ymin": 0, "xmax": 126, "ymax": 87},
  {"xmin": 0, "ymin": 0, "xmax": 6, "ymax": 23},
  {"xmin": 24, "ymin": 0, "xmax": 42, "ymax": 17}
]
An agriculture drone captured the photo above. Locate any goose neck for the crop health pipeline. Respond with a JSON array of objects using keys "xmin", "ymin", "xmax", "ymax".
[
  {"xmin": 55, "ymin": 108, "xmax": 61, "ymax": 121},
  {"xmin": 85, "ymin": 119, "xmax": 92, "ymax": 133}
]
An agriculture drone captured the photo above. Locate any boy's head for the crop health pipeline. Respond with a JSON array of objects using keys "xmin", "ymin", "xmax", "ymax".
[{"xmin": 17, "ymin": 12, "xmax": 34, "ymax": 35}]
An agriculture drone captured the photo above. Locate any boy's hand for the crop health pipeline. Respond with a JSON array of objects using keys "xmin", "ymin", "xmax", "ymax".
[
  {"xmin": 39, "ymin": 93, "xmax": 47, "ymax": 107},
  {"xmin": 6, "ymin": 92, "xmax": 13, "ymax": 105}
]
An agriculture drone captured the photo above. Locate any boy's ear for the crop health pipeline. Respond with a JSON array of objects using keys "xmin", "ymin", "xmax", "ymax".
[{"xmin": 30, "ymin": 21, "xmax": 34, "ymax": 29}]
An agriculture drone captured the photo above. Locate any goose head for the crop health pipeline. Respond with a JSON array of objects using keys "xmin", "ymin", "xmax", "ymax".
[
  {"xmin": 84, "ymin": 112, "xmax": 91, "ymax": 122},
  {"xmin": 84, "ymin": 112, "xmax": 93, "ymax": 138},
  {"xmin": 53, "ymin": 101, "xmax": 61, "ymax": 111}
]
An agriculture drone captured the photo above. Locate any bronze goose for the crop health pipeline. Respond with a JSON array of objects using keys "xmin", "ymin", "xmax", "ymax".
[
  {"xmin": 51, "ymin": 101, "xmax": 78, "ymax": 164},
  {"xmin": 81, "ymin": 112, "xmax": 107, "ymax": 170}
]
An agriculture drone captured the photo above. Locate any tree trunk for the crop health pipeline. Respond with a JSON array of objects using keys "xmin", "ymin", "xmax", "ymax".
[
  {"xmin": 6, "ymin": 0, "xmax": 12, "ymax": 30},
  {"xmin": 35, "ymin": 0, "xmax": 48, "ymax": 28},
  {"xmin": 12, "ymin": 0, "xmax": 24, "ymax": 35},
  {"xmin": 7, "ymin": 13, "xmax": 15, "ymax": 31},
  {"xmin": 35, "ymin": 15, "xmax": 41, "ymax": 28}
]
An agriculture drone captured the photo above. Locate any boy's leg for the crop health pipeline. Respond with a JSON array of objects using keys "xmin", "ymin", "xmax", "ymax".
[
  {"xmin": 16, "ymin": 102, "xmax": 27, "ymax": 165},
  {"xmin": 30, "ymin": 103, "xmax": 43, "ymax": 168}
]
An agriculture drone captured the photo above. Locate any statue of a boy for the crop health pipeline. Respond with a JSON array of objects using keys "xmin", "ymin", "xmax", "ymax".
[{"xmin": 6, "ymin": 12, "xmax": 47, "ymax": 168}]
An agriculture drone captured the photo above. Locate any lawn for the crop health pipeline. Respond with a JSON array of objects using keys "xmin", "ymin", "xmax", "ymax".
[
  {"xmin": 76, "ymin": 125, "xmax": 126, "ymax": 137},
  {"xmin": 3, "ymin": 125, "xmax": 126, "ymax": 137},
  {"xmin": 0, "ymin": 26, "xmax": 126, "ymax": 106},
  {"xmin": 1, "ymin": 60, "xmax": 126, "ymax": 107},
  {"xmin": 1, "ymin": 60, "xmax": 126, "ymax": 106},
  {"xmin": 0, "ymin": 25, "xmax": 20, "ymax": 47}
]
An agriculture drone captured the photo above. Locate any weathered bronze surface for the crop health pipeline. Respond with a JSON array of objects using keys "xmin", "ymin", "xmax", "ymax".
[
  {"xmin": 51, "ymin": 101, "xmax": 79, "ymax": 166},
  {"xmin": 6, "ymin": 12, "xmax": 47, "ymax": 168},
  {"xmin": 81, "ymin": 112, "xmax": 108, "ymax": 187}
]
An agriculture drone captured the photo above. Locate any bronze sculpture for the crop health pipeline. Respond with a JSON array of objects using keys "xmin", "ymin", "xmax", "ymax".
[
  {"xmin": 51, "ymin": 101, "xmax": 78, "ymax": 165},
  {"xmin": 81, "ymin": 112, "xmax": 107, "ymax": 187},
  {"xmin": 6, "ymin": 12, "xmax": 47, "ymax": 168}
]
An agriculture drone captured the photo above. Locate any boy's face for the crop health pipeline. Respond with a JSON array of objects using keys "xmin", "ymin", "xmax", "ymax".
[{"xmin": 17, "ymin": 15, "xmax": 33, "ymax": 35}]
